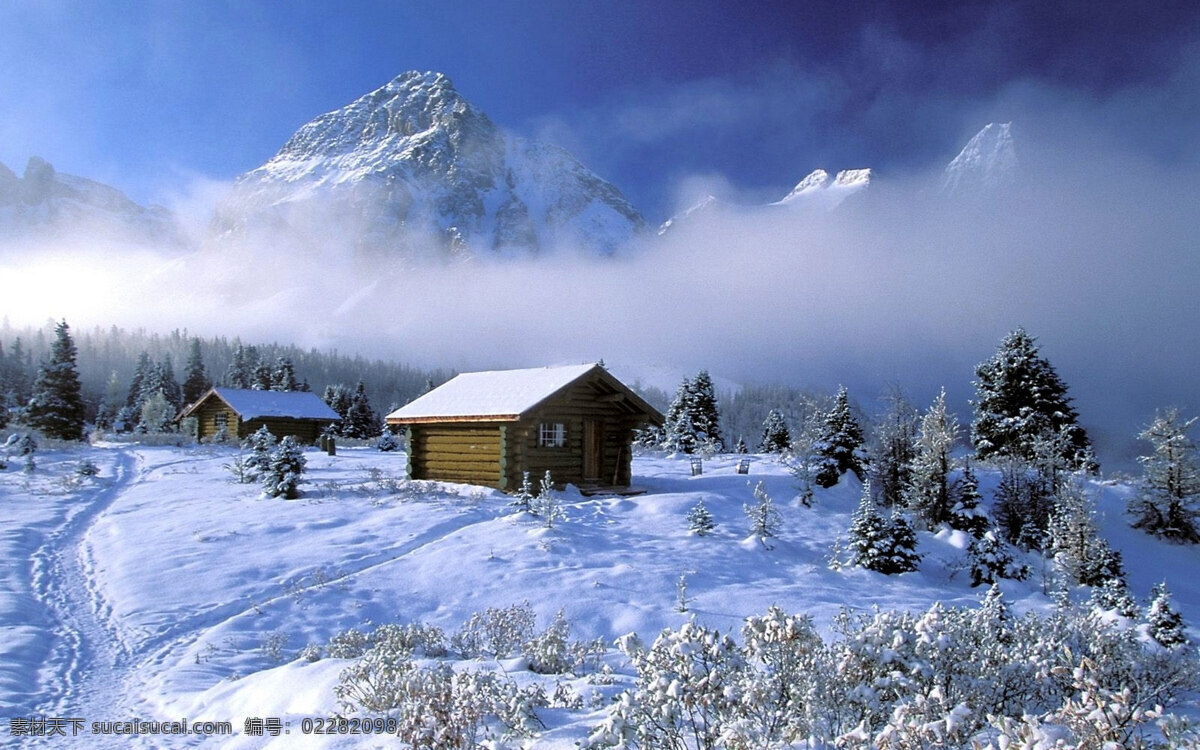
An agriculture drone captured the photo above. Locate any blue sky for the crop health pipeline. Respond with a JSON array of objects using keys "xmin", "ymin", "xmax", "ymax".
[{"xmin": 2, "ymin": 0, "xmax": 1198, "ymax": 218}]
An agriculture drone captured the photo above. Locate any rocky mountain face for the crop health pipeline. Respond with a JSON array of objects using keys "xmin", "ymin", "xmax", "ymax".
[
  {"xmin": 941, "ymin": 122, "xmax": 1018, "ymax": 196},
  {"xmin": 214, "ymin": 71, "xmax": 646, "ymax": 259},
  {"xmin": 0, "ymin": 157, "xmax": 181, "ymax": 247}
]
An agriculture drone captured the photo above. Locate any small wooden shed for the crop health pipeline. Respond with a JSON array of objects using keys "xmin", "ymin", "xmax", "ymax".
[
  {"xmin": 385, "ymin": 364, "xmax": 663, "ymax": 492},
  {"xmin": 180, "ymin": 387, "xmax": 340, "ymax": 444}
]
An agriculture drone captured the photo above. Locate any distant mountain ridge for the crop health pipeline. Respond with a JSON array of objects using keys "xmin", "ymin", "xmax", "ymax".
[
  {"xmin": 213, "ymin": 71, "xmax": 647, "ymax": 259},
  {"xmin": 0, "ymin": 156, "xmax": 181, "ymax": 246},
  {"xmin": 657, "ymin": 122, "xmax": 1016, "ymax": 235}
]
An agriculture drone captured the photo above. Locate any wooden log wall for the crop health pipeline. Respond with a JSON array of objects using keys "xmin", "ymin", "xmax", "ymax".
[{"xmin": 409, "ymin": 424, "xmax": 504, "ymax": 488}]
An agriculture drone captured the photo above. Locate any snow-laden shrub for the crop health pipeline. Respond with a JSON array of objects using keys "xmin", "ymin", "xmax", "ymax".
[
  {"xmin": 299, "ymin": 644, "xmax": 322, "ymax": 662},
  {"xmin": 74, "ymin": 458, "xmax": 100, "ymax": 477},
  {"xmin": 588, "ymin": 593, "xmax": 1200, "ymax": 748},
  {"xmin": 372, "ymin": 622, "xmax": 447, "ymax": 658},
  {"xmin": 585, "ymin": 621, "xmax": 744, "ymax": 750},
  {"xmin": 522, "ymin": 609, "xmax": 605, "ymax": 675},
  {"xmin": 452, "ymin": 602, "xmax": 537, "ymax": 659},
  {"xmin": 327, "ymin": 628, "xmax": 371, "ymax": 659},
  {"xmin": 336, "ymin": 646, "xmax": 546, "ymax": 747}
]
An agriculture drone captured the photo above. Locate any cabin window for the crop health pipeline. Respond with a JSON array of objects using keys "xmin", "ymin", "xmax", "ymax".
[
  {"xmin": 214, "ymin": 413, "xmax": 229, "ymax": 432},
  {"xmin": 539, "ymin": 422, "xmax": 566, "ymax": 448}
]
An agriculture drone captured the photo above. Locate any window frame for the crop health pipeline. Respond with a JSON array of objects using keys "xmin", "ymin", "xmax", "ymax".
[{"xmin": 539, "ymin": 421, "xmax": 566, "ymax": 448}]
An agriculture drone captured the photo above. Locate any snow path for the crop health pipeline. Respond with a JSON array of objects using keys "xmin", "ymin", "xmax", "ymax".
[{"xmin": 19, "ymin": 449, "xmax": 138, "ymax": 746}]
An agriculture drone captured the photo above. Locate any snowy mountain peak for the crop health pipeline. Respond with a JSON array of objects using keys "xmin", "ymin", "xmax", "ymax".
[
  {"xmin": 773, "ymin": 167, "xmax": 871, "ymax": 209},
  {"xmin": 941, "ymin": 122, "xmax": 1018, "ymax": 195},
  {"xmin": 657, "ymin": 195, "xmax": 720, "ymax": 235},
  {"xmin": 0, "ymin": 156, "xmax": 182, "ymax": 246},
  {"xmin": 218, "ymin": 70, "xmax": 646, "ymax": 259}
]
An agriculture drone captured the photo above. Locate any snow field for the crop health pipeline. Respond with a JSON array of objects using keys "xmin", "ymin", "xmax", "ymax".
[{"xmin": 1, "ymin": 443, "xmax": 1199, "ymax": 747}]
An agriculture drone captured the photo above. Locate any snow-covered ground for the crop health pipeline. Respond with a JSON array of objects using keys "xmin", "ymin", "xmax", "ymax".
[{"xmin": 1, "ymin": 443, "xmax": 1198, "ymax": 747}]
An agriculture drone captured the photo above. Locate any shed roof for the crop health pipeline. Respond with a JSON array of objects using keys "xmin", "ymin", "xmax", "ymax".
[
  {"xmin": 182, "ymin": 388, "xmax": 340, "ymax": 421},
  {"xmin": 386, "ymin": 364, "xmax": 661, "ymax": 424}
]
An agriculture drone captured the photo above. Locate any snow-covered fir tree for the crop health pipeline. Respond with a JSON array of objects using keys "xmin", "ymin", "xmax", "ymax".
[
  {"xmin": 993, "ymin": 457, "xmax": 1054, "ymax": 548},
  {"xmin": 510, "ymin": 471, "xmax": 535, "ymax": 513},
  {"xmin": 262, "ymin": 435, "xmax": 307, "ymax": 499},
  {"xmin": 1129, "ymin": 408, "xmax": 1200, "ymax": 543},
  {"xmin": 25, "ymin": 320, "xmax": 86, "ymax": 441},
  {"xmin": 785, "ymin": 411, "xmax": 823, "ymax": 507},
  {"xmin": 156, "ymin": 354, "xmax": 182, "ymax": 411},
  {"xmin": 735, "ymin": 436, "xmax": 747, "ymax": 454},
  {"xmin": 137, "ymin": 390, "xmax": 175, "ymax": 434},
  {"xmin": 903, "ymin": 387, "xmax": 958, "ymax": 528},
  {"xmin": 225, "ymin": 344, "xmax": 257, "ymax": 389},
  {"xmin": 966, "ymin": 531, "xmax": 1027, "ymax": 587},
  {"xmin": 686, "ymin": 499, "xmax": 716, "ymax": 536},
  {"xmin": 744, "ymin": 481, "xmax": 782, "ymax": 542},
  {"xmin": 844, "ymin": 480, "xmax": 921, "ymax": 574},
  {"xmin": 271, "ymin": 357, "xmax": 299, "ymax": 392},
  {"xmin": 947, "ymin": 461, "xmax": 989, "ymax": 537},
  {"xmin": 242, "ymin": 425, "xmax": 276, "ymax": 481},
  {"xmin": 1046, "ymin": 480, "xmax": 1124, "ymax": 587},
  {"xmin": 689, "ymin": 371, "xmax": 723, "ymax": 450},
  {"xmin": 1146, "ymin": 581, "xmax": 1187, "ymax": 648},
  {"xmin": 322, "ymin": 384, "xmax": 352, "ymax": 429},
  {"xmin": 971, "ymin": 327, "xmax": 1093, "ymax": 470},
  {"xmin": 250, "ymin": 360, "xmax": 273, "ymax": 390},
  {"xmin": 663, "ymin": 371, "xmax": 723, "ymax": 454},
  {"xmin": 813, "ymin": 386, "xmax": 866, "ymax": 488},
  {"xmin": 344, "ymin": 381, "xmax": 378, "ymax": 439},
  {"xmin": 534, "ymin": 470, "xmax": 564, "ymax": 528},
  {"xmin": 181, "ymin": 338, "xmax": 211, "ymax": 405},
  {"xmin": 376, "ymin": 428, "xmax": 399, "ymax": 452},
  {"xmin": 1089, "ymin": 576, "xmax": 1138, "ymax": 619},
  {"xmin": 867, "ymin": 386, "xmax": 918, "ymax": 507},
  {"xmin": 757, "ymin": 409, "xmax": 791, "ymax": 454}
]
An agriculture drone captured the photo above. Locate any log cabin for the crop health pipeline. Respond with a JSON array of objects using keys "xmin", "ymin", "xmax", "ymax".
[
  {"xmin": 180, "ymin": 387, "xmax": 340, "ymax": 444},
  {"xmin": 385, "ymin": 364, "xmax": 663, "ymax": 492}
]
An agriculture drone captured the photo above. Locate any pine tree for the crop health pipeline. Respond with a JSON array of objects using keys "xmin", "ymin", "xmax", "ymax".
[
  {"xmin": 1146, "ymin": 582, "xmax": 1187, "ymax": 648},
  {"xmin": 262, "ymin": 435, "xmax": 307, "ymax": 499},
  {"xmin": 686, "ymin": 499, "xmax": 716, "ymax": 536},
  {"xmin": 94, "ymin": 371, "xmax": 123, "ymax": 432},
  {"xmin": 225, "ymin": 344, "xmax": 256, "ymax": 389},
  {"xmin": 813, "ymin": 386, "xmax": 866, "ymax": 488},
  {"xmin": 846, "ymin": 481, "xmax": 891, "ymax": 572},
  {"xmin": 744, "ymin": 481, "xmax": 782, "ymax": 542},
  {"xmin": 271, "ymin": 357, "xmax": 299, "ymax": 392},
  {"xmin": 664, "ymin": 376, "xmax": 699, "ymax": 454},
  {"xmin": 242, "ymin": 425, "xmax": 277, "ymax": 481},
  {"xmin": 1129, "ymin": 408, "xmax": 1200, "ymax": 543},
  {"xmin": 1046, "ymin": 480, "xmax": 1124, "ymax": 586},
  {"xmin": 345, "ymin": 381, "xmax": 378, "ymax": 439},
  {"xmin": 967, "ymin": 531, "xmax": 1025, "ymax": 586},
  {"xmin": 251, "ymin": 361, "xmax": 273, "ymax": 391},
  {"xmin": 137, "ymin": 391, "xmax": 175, "ymax": 434},
  {"xmin": 868, "ymin": 386, "xmax": 918, "ymax": 507},
  {"xmin": 735, "ymin": 437, "xmax": 748, "ymax": 454},
  {"xmin": 690, "ymin": 370, "xmax": 723, "ymax": 451},
  {"xmin": 948, "ymin": 462, "xmax": 989, "ymax": 537},
  {"xmin": 904, "ymin": 388, "xmax": 959, "ymax": 528},
  {"xmin": 156, "ymin": 354, "xmax": 182, "ymax": 411},
  {"xmin": 757, "ymin": 409, "xmax": 791, "ymax": 454},
  {"xmin": 883, "ymin": 510, "xmax": 922, "ymax": 574},
  {"xmin": 126, "ymin": 351, "xmax": 153, "ymax": 411},
  {"xmin": 25, "ymin": 320, "xmax": 86, "ymax": 440},
  {"xmin": 182, "ymin": 338, "xmax": 211, "ymax": 405},
  {"xmin": 322, "ymin": 384, "xmax": 353, "ymax": 435},
  {"xmin": 971, "ymin": 327, "xmax": 1093, "ymax": 470}
]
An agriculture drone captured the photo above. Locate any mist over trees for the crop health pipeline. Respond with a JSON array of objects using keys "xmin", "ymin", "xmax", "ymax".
[{"xmin": 0, "ymin": 320, "xmax": 452, "ymax": 427}]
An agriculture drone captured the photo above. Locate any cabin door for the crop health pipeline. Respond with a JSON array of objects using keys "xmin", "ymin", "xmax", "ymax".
[{"xmin": 583, "ymin": 420, "xmax": 604, "ymax": 482}]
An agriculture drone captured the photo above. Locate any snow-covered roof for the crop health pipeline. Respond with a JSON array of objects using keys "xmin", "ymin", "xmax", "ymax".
[
  {"xmin": 387, "ymin": 364, "xmax": 606, "ymax": 423},
  {"xmin": 190, "ymin": 388, "xmax": 340, "ymax": 421}
]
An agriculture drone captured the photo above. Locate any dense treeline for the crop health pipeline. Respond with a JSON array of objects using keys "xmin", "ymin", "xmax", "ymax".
[{"xmin": 0, "ymin": 320, "xmax": 453, "ymax": 423}]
